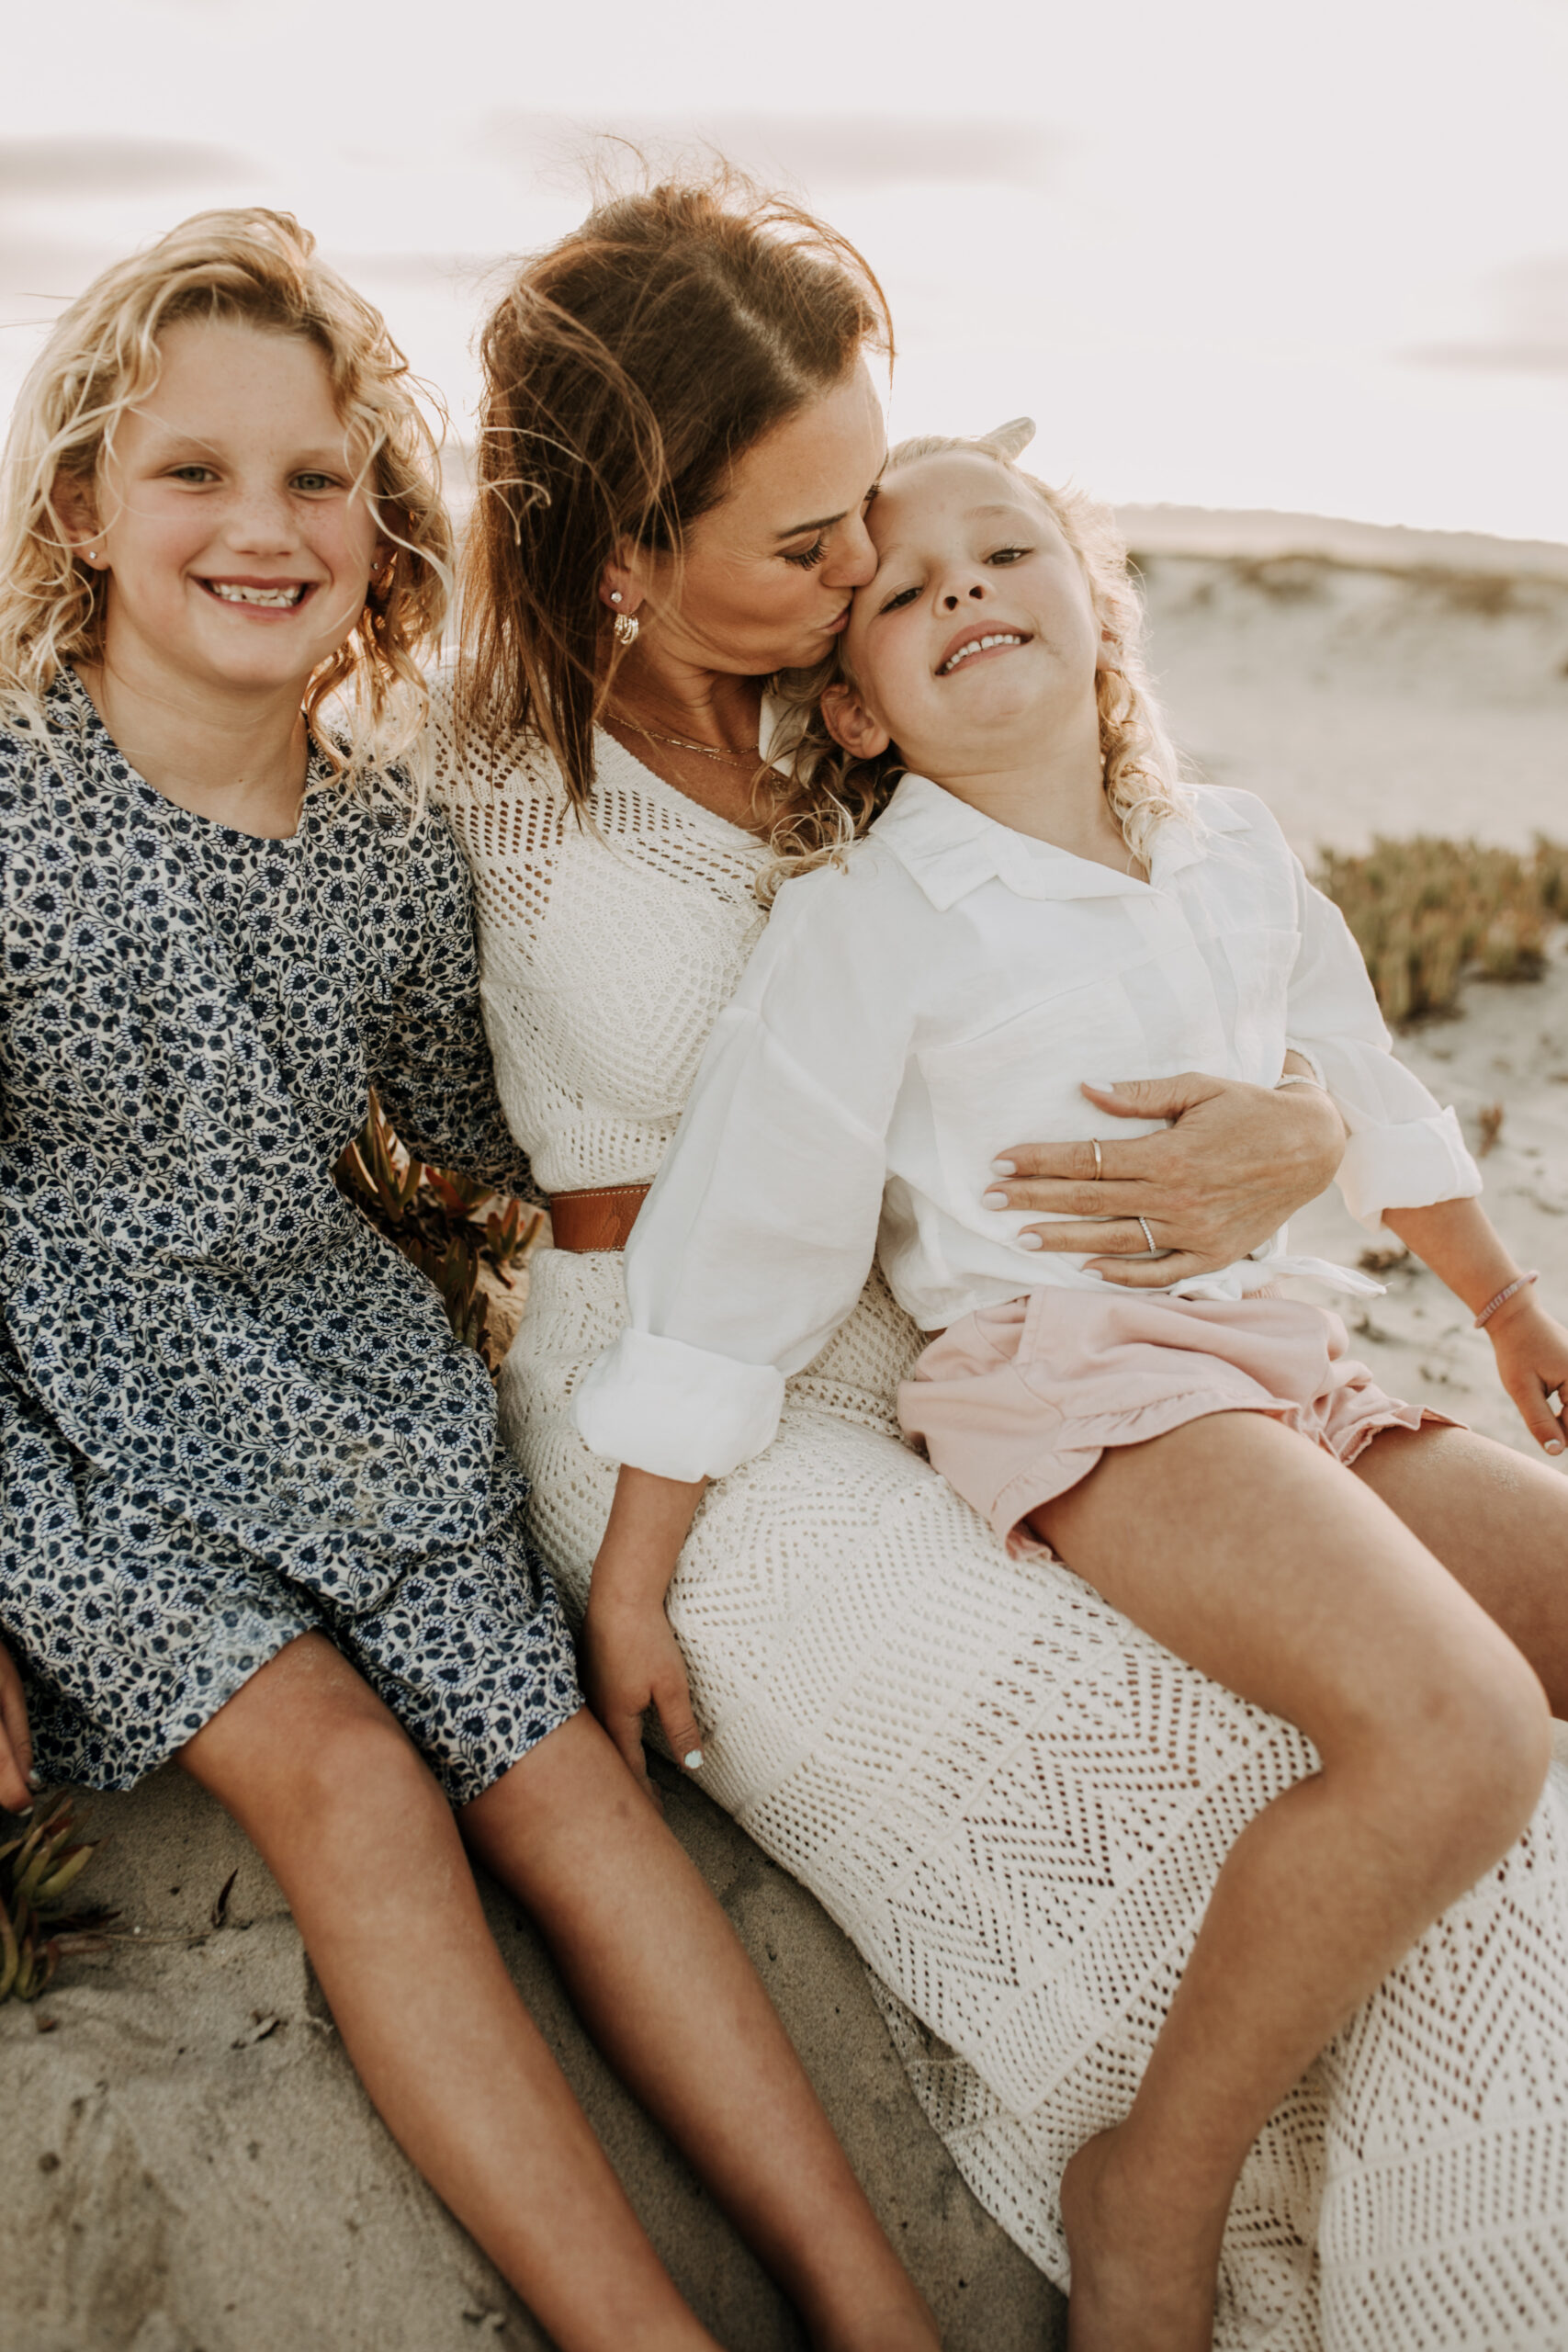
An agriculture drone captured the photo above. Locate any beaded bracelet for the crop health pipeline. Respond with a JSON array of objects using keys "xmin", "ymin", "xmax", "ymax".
[{"xmin": 1474, "ymin": 1271, "xmax": 1539, "ymax": 1329}]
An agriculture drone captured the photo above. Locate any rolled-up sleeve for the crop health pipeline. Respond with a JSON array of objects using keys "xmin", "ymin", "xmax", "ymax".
[
  {"xmin": 1286, "ymin": 866, "xmax": 1481, "ymax": 1229},
  {"xmin": 573, "ymin": 867, "xmax": 910, "ymax": 1480}
]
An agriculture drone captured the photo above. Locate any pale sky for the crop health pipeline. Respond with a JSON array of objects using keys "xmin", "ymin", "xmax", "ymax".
[{"xmin": 3, "ymin": 0, "xmax": 1565, "ymax": 541}]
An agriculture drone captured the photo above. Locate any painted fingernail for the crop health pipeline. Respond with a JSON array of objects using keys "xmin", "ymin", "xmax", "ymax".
[
  {"xmin": 1090, "ymin": 1081, "xmax": 1121, "ymax": 1094},
  {"xmin": 683, "ymin": 1750, "xmax": 704, "ymax": 1770},
  {"xmin": 1018, "ymin": 1232, "xmax": 1043, "ymax": 1251},
  {"xmin": 982, "ymin": 1190, "xmax": 1010, "ymax": 1209},
  {"xmin": 26, "ymin": 1769, "xmax": 41, "ymax": 1792},
  {"xmin": 991, "ymin": 1159, "xmax": 1016, "ymax": 1176},
  {"xmin": 1547, "ymin": 1439, "xmax": 1564, "ymax": 1456}
]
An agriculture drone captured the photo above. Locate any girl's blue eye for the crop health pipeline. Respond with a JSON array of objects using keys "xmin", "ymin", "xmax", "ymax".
[
  {"xmin": 171, "ymin": 466, "xmax": 215, "ymax": 483},
  {"xmin": 988, "ymin": 546, "xmax": 1030, "ymax": 565},
  {"xmin": 293, "ymin": 473, "xmax": 335, "ymax": 492},
  {"xmin": 784, "ymin": 537, "xmax": 828, "ymax": 570}
]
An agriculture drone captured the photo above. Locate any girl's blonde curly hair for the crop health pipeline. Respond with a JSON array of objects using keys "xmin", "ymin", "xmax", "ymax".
[
  {"xmin": 758, "ymin": 419, "xmax": 1190, "ymax": 902},
  {"xmin": 0, "ymin": 207, "xmax": 451, "ymax": 804}
]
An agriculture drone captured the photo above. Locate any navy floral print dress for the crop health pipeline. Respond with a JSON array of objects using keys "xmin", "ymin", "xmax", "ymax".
[{"xmin": 0, "ymin": 673, "xmax": 580, "ymax": 1801}]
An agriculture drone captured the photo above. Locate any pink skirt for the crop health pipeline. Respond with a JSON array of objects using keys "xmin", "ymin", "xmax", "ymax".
[{"xmin": 898, "ymin": 1289, "xmax": 1458, "ymax": 1556}]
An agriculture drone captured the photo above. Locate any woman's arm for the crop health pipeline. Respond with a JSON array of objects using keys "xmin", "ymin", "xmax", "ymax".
[
  {"xmin": 0, "ymin": 1636, "xmax": 35, "ymax": 1814},
  {"xmin": 987, "ymin": 1064, "xmax": 1348, "ymax": 1288},
  {"xmin": 1383, "ymin": 1197, "xmax": 1568, "ymax": 1455},
  {"xmin": 580, "ymin": 1466, "xmax": 707, "ymax": 1803}
]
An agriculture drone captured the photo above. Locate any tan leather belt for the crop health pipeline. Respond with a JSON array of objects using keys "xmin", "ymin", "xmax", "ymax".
[{"xmin": 548, "ymin": 1182, "xmax": 651, "ymax": 1252}]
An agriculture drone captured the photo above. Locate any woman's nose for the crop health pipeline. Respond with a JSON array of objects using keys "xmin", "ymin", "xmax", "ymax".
[{"xmin": 822, "ymin": 509, "xmax": 877, "ymax": 591}]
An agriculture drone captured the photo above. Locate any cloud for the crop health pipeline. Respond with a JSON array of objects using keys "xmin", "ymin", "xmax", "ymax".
[
  {"xmin": 0, "ymin": 138, "xmax": 258, "ymax": 201},
  {"xmin": 484, "ymin": 112, "xmax": 1057, "ymax": 195},
  {"xmin": 1407, "ymin": 253, "xmax": 1568, "ymax": 376}
]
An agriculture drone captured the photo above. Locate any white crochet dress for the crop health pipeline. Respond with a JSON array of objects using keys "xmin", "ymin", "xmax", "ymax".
[{"xmin": 435, "ymin": 710, "xmax": 1568, "ymax": 2352}]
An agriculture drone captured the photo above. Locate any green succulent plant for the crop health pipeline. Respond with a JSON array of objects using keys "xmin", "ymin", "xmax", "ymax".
[{"xmin": 0, "ymin": 1796, "xmax": 107, "ymax": 2004}]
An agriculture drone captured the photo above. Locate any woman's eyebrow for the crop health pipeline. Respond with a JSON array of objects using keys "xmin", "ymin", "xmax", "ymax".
[{"xmin": 774, "ymin": 453, "xmax": 891, "ymax": 540}]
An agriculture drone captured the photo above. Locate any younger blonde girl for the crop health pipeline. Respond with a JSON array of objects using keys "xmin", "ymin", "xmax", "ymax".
[{"xmin": 576, "ymin": 424, "xmax": 1568, "ymax": 2352}]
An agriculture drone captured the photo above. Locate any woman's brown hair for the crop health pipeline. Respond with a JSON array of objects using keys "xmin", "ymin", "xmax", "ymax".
[{"xmin": 457, "ymin": 165, "xmax": 892, "ymax": 808}]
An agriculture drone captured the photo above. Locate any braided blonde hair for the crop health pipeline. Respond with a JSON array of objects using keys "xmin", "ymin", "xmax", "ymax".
[
  {"xmin": 759, "ymin": 419, "xmax": 1190, "ymax": 902},
  {"xmin": 0, "ymin": 208, "xmax": 451, "ymax": 806}
]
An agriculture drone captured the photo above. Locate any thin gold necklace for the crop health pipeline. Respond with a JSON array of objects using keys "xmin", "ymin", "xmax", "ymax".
[{"xmin": 615, "ymin": 714, "xmax": 761, "ymax": 766}]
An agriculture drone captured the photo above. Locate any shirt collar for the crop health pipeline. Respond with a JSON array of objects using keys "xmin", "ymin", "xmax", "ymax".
[{"xmin": 870, "ymin": 771, "xmax": 1239, "ymax": 909}]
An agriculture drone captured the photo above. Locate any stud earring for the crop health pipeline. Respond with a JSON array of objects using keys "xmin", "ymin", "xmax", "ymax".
[
  {"xmin": 613, "ymin": 610, "xmax": 640, "ymax": 648},
  {"xmin": 609, "ymin": 590, "xmax": 623, "ymax": 605}
]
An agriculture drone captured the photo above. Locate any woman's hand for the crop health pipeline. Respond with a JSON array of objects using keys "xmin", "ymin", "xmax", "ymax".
[
  {"xmin": 1485, "ymin": 1292, "xmax": 1568, "ymax": 1457},
  {"xmin": 987, "ymin": 1072, "xmax": 1348, "ymax": 1288},
  {"xmin": 581, "ymin": 1593, "xmax": 705, "ymax": 1807},
  {"xmin": 0, "ymin": 1636, "xmax": 35, "ymax": 1815}
]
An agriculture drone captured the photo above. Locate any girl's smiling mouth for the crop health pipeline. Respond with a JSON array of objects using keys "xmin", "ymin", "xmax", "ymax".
[
  {"xmin": 938, "ymin": 628, "xmax": 1031, "ymax": 677},
  {"xmin": 198, "ymin": 577, "xmax": 313, "ymax": 609}
]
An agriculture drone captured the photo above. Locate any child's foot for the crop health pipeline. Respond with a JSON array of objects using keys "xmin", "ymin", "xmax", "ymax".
[{"xmin": 1061, "ymin": 2125, "xmax": 1224, "ymax": 2352}]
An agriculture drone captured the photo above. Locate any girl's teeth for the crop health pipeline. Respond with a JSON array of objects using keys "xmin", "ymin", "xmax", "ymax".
[
  {"xmin": 943, "ymin": 632, "xmax": 1022, "ymax": 673},
  {"xmin": 209, "ymin": 582, "xmax": 303, "ymax": 606}
]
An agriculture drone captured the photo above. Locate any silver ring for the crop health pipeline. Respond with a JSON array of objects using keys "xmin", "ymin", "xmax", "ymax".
[
  {"xmin": 1089, "ymin": 1137, "xmax": 1102, "ymax": 1181},
  {"xmin": 1136, "ymin": 1215, "xmax": 1156, "ymax": 1256}
]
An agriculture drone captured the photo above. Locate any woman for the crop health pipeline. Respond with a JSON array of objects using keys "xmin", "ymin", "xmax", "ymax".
[{"xmin": 439, "ymin": 177, "xmax": 1568, "ymax": 2349}]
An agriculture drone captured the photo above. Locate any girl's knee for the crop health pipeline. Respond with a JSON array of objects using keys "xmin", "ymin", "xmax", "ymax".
[{"xmin": 1371, "ymin": 1646, "xmax": 1551, "ymax": 1867}]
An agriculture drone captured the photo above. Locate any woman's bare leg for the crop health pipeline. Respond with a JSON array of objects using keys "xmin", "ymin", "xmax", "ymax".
[
  {"xmin": 463, "ymin": 1711, "xmax": 938, "ymax": 2352},
  {"xmin": 1031, "ymin": 1411, "xmax": 1551, "ymax": 2352},
  {"xmin": 181, "ymin": 1635, "xmax": 719, "ymax": 2352},
  {"xmin": 1352, "ymin": 1421, "xmax": 1568, "ymax": 1710}
]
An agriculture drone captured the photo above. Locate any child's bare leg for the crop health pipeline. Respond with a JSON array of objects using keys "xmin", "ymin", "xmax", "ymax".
[
  {"xmin": 463, "ymin": 1712, "xmax": 939, "ymax": 2352},
  {"xmin": 180, "ymin": 1634, "xmax": 722, "ymax": 2352},
  {"xmin": 1032, "ymin": 1410, "xmax": 1551, "ymax": 2352},
  {"xmin": 1352, "ymin": 1422, "xmax": 1568, "ymax": 1711}
]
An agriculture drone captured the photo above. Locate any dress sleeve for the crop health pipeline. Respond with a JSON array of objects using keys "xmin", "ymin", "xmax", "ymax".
[
  {"xmin": 572, "ymin": 865, "xmax": 913, "ymax": 1482},
  {"xmin": 371, "ymin": 810, "xmax": 539, "ymax": 1201},
  {"xmin": 1285, "ymin": 861, "xmax": 1481, "ymax": 1230}
]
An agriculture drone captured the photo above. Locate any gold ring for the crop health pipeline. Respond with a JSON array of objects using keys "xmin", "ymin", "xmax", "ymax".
[{"xmin": 1090, "ymin": 1138, "xmax": 1102, "ymax": 1180}]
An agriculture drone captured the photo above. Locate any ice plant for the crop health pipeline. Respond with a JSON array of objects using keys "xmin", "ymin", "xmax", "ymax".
[{"xmin": 0, "ymin": 1796, "xmax": 104, "ymax": 2004}]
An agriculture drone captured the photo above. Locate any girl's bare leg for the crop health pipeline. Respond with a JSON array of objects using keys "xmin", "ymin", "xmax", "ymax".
[
  {"xmin": 181, "ymin": 1634, "xmax": 721, "ymax": 2352},
  {"xmin": 183, "ymin": 1634, "xmax": 935, "ymax": 2352},
  {"xmin": 1032, "ymin": 1411, "xmax": 1551, "ymax": 2352},
  {"xmin": 463, "ymin": 1711, "xmax": 939, "ymax": 2352},
  {"xmin": 1351, "ymin": 1421, "xmax": 1568, "ymax": 1710}
]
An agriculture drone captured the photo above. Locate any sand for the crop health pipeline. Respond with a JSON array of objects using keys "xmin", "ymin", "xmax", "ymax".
[{"xmin": 6, "ymin": 510, "xmax": 1567, "ymax": 2352}]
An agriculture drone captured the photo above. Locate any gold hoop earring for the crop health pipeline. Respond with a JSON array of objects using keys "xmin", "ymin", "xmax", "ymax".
[{"xmin": 613, "ymin": 611, "xmax": 640, "ymax": 648}]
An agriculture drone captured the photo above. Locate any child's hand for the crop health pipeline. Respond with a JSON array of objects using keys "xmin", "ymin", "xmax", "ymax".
[
  {"xmin": 580, "ymin": 1593, "xmax": 705, "ymax": 1808},
  {"xmin": 1487, "ymin": 1293, "xmax": 1568, "ymax": 1456},
  {"xmin": 0, "ymin": 1635, "xmax": 35, "ymax": 1814}
]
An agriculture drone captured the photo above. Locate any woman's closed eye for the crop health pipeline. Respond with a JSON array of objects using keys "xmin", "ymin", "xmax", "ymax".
[{"xmin": 783, "ymin": 537, "xmax": 828, "ymax": 570}]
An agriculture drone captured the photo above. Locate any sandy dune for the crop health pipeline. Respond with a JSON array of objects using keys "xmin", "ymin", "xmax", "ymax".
[{"xmin": 6, "ymin": 512, "xmax": 1567, "ymax": 2352}]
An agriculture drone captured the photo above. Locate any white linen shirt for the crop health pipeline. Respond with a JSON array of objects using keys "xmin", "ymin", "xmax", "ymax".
[{"xmin": 574, "ymin": 776, "xmax": 1481, "ymax": 1483}]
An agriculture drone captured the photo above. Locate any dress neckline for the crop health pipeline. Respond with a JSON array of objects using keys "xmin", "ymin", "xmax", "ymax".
[
  {"xmin": 58, "ymin": 666, "xmax": 323, "ymax": 849},
  {"xmin": 593, "ymin": 723, "xmax": 768, "ymax": 857}
]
